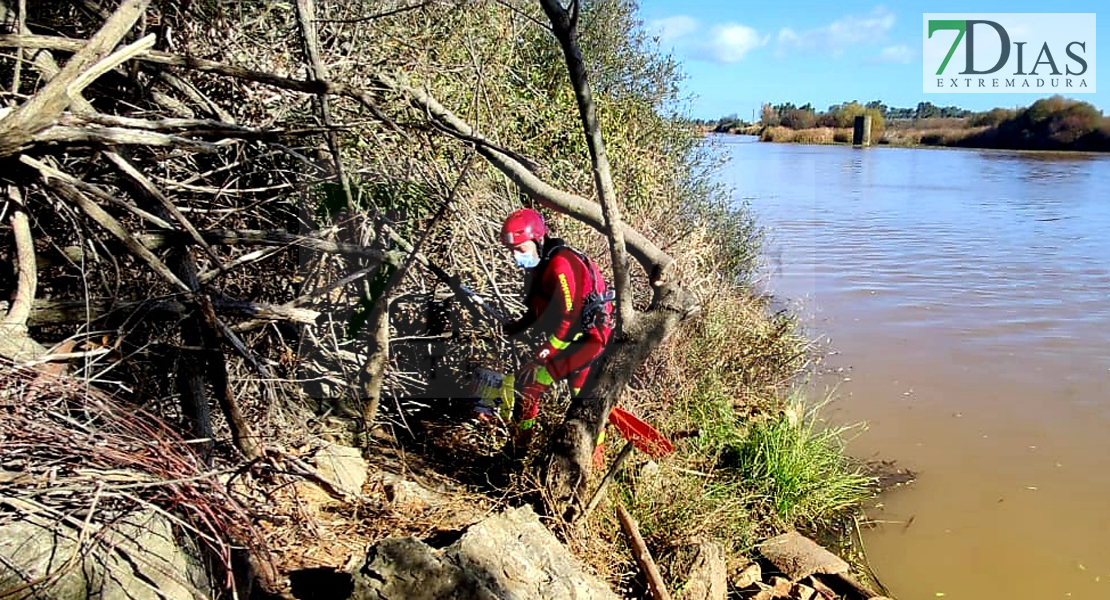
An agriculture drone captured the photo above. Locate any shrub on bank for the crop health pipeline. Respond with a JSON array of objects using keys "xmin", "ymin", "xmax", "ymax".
[
  {"xmin": 887, "ymin": 116, "xmax": 970, "ymax": 130},
  {"xmin": 744, "ymin": 97, "xmax": 1109, "ymax": 152},
  {"xmin": 963, "ymin": 96, "xmax": 1109, "ymax": 150},
  {"xmin": 911, "ymin": 127, "xmax": 983, "ymax": 146},
  {"xmin": 761, "ymin": 126, "xmax": 794, "ymax": 142},
  {"xmin": 781, "ymin": 108, "xmax": 818, "ymax": 130},
  {"xmin": 969, "ymin": 108, "xmax": 1017, "ymax": 128}
]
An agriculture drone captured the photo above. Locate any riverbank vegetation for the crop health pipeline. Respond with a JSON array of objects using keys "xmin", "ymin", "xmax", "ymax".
[
  {"xmin": 0, "ymin": 0, "xmax": 871, "ymax": 597},
  {"xmin": 715, "ymin": 96, "xmax": 1110, "ymax": 152}
]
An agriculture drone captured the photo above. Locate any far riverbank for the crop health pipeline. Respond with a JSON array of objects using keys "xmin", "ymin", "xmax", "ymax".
[{"xmin": 710, "ymin": 96, "xmax": 1110, "ymax": 153}]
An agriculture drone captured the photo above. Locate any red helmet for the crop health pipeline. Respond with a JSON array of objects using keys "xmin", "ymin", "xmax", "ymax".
[{"xmin": 500, "ymin": 208, "xmax": 546, "ymax": 246}]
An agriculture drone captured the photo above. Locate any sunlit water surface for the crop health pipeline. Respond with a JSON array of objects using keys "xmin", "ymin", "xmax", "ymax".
[{"xmin": 717, "ymin": 134, "xmax": 1110, "ymax": 600}]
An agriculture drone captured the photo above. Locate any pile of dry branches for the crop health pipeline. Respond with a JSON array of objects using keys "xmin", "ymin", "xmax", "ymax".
[
  {"xmin": 0, "ymin": 0, "xmax": 523, "ymax": 460},
  {"xmin": 1, "ymin": 1, "xmax": 524, "ymax": 591},
  {"xmin": 0, "ymin": 358, "xmax": 273, "ymax": 596},
  {"xmin": 1, "ymin": 0, "xmax": 698, "ymax": 563}
]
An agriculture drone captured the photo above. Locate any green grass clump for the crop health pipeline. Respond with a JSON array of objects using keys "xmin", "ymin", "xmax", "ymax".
[
  {"xmin": 612, "ymin": 287, "xmax": 871, "ymax": 563},
  {"xmin": 726, "ymin": 398, "xmax": 873, "ymax": 529}
]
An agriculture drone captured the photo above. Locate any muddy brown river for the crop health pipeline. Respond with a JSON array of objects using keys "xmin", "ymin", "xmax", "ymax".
[{"xmin": 717, "ymin": 135, "xmax": 1110, "ymax": 599}]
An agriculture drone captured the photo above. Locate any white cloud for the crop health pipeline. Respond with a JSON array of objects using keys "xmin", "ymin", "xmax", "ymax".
[
  {"xmin": 876, "ymin": 44, "xmax": 915, "ymax": 64},
  {"xmin": 648, "ymin": 15, "xmax": 767, "ymax": 63},
  {"xmin": 777, "ymin": 6, "xmax": 896, "ymax": 55},
  {"xmin": 705, "ymin": 24, "xmax": 770, "ymax": 63},
  {"xmin": 648, "ymin": 15, "xmax": 699, "ymax": 45}
]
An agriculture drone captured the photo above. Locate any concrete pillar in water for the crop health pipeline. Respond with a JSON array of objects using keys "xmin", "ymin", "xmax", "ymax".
[{"xmin": 853, "ymin": 115, "xmax": 872, "ymax": 146}]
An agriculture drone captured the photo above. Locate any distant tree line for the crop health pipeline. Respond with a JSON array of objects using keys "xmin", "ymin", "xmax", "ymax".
[
  {"xmin": 708, "ymin": 96, "xmax": 1110, "ymax": 151},
  {"xmin": 707, "ymin": 100, "xmax": 978, "ymax": 133},
  {"xmin": 758, "ymin": 100, "xmax": 973, "ymax": 124}
]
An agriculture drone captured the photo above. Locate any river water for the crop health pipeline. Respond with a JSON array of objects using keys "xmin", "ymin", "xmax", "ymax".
[{"xmin": 716, "ymin": 134, "xmax": 1110, "ymax": 599}]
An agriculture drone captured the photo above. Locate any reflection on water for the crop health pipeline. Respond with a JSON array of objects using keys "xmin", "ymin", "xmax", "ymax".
[{"xmin": 716, "ymin": 135, "xmax": 1110, "ymax": 600}]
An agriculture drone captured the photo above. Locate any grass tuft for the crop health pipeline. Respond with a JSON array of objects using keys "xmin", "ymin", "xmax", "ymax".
[{"xmin": 726, "ymin": 397, "xmax": 873, "ymax": 529}]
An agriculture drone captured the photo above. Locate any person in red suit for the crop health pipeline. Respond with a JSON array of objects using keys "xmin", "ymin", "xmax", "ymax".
[{"xmin": 500, "ymin": 208, "xmax": 614, "ymax": 448}]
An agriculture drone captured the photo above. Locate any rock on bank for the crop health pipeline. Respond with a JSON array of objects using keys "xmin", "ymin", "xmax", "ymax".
[{"xmin": 347, "ymin": 505, "xmax": 618, "ymax": 600}]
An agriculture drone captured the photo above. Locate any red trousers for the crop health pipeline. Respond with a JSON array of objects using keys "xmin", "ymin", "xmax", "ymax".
[{"xmin": 515, "ymin": 328, "xmax": 609, "ymax": 427}]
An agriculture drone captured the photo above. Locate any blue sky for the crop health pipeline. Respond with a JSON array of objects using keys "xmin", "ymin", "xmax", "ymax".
[{"xmin": 635, "ymin": 1, "xmax": 1107, "ymax": 120}]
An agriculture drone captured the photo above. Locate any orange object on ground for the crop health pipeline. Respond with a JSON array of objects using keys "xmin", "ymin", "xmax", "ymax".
[{"xmin": 607, "ymin": 406, "xmax": 674, "ymax": 459}]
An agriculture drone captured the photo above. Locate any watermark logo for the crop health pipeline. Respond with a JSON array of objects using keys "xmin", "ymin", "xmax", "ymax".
[{"xmin": 923, "ymin": 14, "xmax": 1096, "ymax": 93}]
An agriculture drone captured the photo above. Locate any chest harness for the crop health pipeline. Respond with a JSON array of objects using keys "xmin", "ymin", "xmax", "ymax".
[{"xmin": 528, "ymin": 242, "xmax": 616, "ymax": 335}]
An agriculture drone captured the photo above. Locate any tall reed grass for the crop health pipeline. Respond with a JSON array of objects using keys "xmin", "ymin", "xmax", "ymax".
[{"xmin": 760, "ymin": 126, "xmax": 849, "ymax": 144}]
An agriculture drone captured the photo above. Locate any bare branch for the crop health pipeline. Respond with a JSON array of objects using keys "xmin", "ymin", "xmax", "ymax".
[
  {"xmin": 104, "ymin": 151, "xmax": 226, "ymax": 269},
  {"xmin": 491, "ymin": 0, "xmax": 550, "ymax": 30},
  {"xmin": 195, "ymin": 294, "xmax": 262, "ymax": 461},
  {"xmin": 0, "ymin": 33, "xmax": 334, "ymax": 94},
  {"xmin": 68, "ymin": 112, "xmax": 266, "ymax": 136},
  {"xmin": 2, "ymin": 186, "xmax": 35, "ymax": 328},
  {"xmin": 172, "ymin": 228, "xmax": 387, "ymax": 258},
  {"xmin": 540, "ymin": 0, "xmax": 634, "ymax": 326},
  {"xmin": 230, "ymin": 264, "xmax": 378, "ymax": 333},
  {"xmin": 0, "ymin": 33, "xmax": 400, "ymax": 131},
  {"xmin": 617, "ymin": 502, "xmax": 673, "ymax": 600},
  {"xmin": 295, "ymin": 0, "xmax": 355, "ymax": 213},
  {"xmin": 45, "ymin": 229, "xmax": 389, "ymax": 265},
  {"xmin": 0, "ymin": 0, "xmax": 151, "ymax": 156},
  {"xmin": 9, "ymin": 0, "xmax": 25, "ymax": 94},
  {"xmin": 31, "ymin": 123, "xmax": 222, "ymax": 153},
  {"xmin": 156, "ymin": 71, "xmax": 235, "ymax": 123},
  {"xmin": 22, "ymin": 297, "xmax": 320, "ymax": 327},
  {"xmin": 313, "ymin": 1, "xmax": 439, "ymax": 24},
  {"xmin": 20, "ymin": 155, "xmax": 191, "ymax": 293},
  {"xmin": 66, "ymin": 33, "xmax": 155, "ymax": 96}
]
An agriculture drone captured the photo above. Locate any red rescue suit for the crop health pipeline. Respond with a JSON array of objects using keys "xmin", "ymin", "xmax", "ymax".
[{"xmin": 506, "ymin": 239, "xmax": 613, "ymax": 429}]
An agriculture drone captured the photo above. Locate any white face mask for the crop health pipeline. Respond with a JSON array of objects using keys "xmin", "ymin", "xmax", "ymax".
[{"xmin": 513, "ymin": 250, "xmax": 540, "ymax": 269}]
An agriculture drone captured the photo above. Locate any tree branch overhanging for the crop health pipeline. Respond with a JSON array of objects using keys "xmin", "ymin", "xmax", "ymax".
[{"xmin": 370, "ymin": 72, "xmax": 675, "ymax": 284}]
